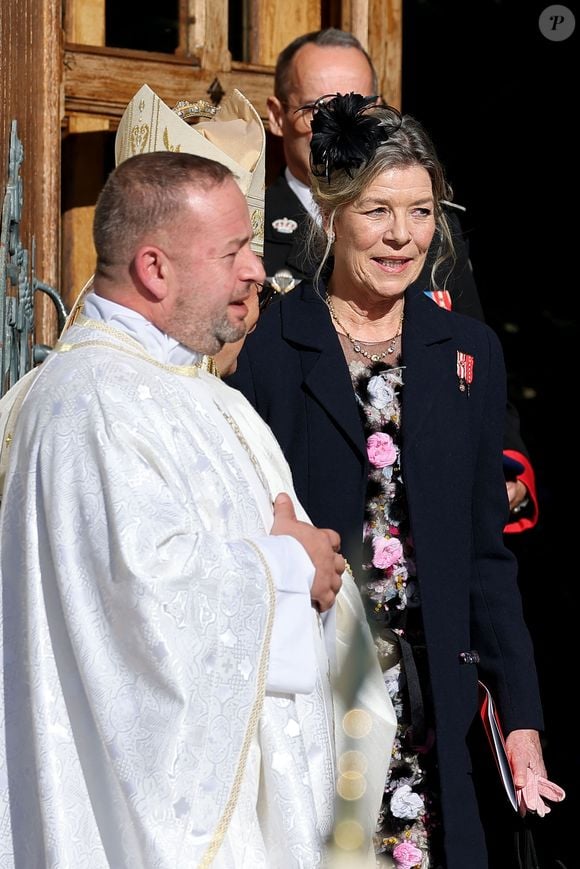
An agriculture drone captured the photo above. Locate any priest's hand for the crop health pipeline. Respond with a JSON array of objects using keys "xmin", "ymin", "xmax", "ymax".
[{"xmin": 271, "ymin": 493, "xmax": 344, "ymax": 611}]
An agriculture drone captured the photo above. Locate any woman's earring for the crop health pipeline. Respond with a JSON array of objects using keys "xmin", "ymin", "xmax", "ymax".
[{"xmin": 327, "ymin": 229, "xmax": 335, "ymax": 244}]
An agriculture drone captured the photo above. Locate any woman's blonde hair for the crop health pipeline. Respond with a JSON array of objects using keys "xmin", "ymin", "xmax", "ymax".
[{"xmin": 307, "ymin": 100, "xmax": 455, "ymax": 290}]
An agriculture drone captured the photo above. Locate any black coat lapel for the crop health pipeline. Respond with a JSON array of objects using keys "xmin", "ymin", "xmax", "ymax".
[
  {"xmin": 401, "ymin": 292, "xmax": 454, "ymax": 447},
  {"xmin": 265, "ymin": 175, "xmax": 315, "ymax": 279},
  {"xmin": 279, "ymin": 285, "xmax": 454, "ymax": 460},
  {"xmin": 265, "ymin": 175, "xmax": 306, "ymax": 226},
  {"xmin": 281, "ymin": 286, "xmax": 367, "ymax": 460}
]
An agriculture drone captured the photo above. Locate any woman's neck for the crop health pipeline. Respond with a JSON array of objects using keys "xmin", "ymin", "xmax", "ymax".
[{"xmin": 326, "ymin": 283, "xmax": 405, "ymax": 344}]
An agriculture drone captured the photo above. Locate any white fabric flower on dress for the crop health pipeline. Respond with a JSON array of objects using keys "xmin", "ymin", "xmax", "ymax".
[
  {"xmin": 368, "ymin": 370, "xmax": 401, "ymax": 410},
  {"xmin": 368, "ymin": 373, "xmax": 394, "ymax": 409},
  {"xmin": 390, "ymin": 783, "xmax": 424, "ymax": 819},
  {"xmin": 383, "ymin": 663, "xmax": 401, "ymax": 699}
]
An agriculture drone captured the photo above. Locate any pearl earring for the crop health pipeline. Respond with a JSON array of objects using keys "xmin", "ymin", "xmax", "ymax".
[{"xmin": 327, "ymin": 229, "xmax": 335, "ymax": 244}]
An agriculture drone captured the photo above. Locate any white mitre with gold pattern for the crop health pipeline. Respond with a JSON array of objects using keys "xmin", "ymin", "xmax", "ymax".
[{"xmin": 115, "ymin": 83, "xmax": 265, "ymax": 256}]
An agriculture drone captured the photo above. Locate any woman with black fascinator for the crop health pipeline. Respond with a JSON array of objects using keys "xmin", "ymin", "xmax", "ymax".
[{"xmin": 229, "ymin": 94, "xmax": 562, "ymax": 867}]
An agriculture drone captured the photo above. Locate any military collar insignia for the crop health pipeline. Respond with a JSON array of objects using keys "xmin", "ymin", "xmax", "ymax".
[{"xmin": 272, "ymin": 217, "xmax": 298, "ymax": 234}]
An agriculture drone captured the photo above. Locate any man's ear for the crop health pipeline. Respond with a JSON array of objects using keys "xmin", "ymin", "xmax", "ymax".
[
  {"xmin": 266, "ymin": 96, "xmax": 285, "ymax": 138},
  {"xmin": 133, "ymin": 245, "xmax": 170, "ymax": 301}
]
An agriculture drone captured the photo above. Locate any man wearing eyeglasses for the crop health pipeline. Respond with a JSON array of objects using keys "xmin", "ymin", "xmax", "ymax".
[
  {"xmin": 259, "ymin": 27, "xmax": 536, "ymax": 529},
  {"xmin": 265, "ymin": 29, "xmax": 376, "ymax": 282}
]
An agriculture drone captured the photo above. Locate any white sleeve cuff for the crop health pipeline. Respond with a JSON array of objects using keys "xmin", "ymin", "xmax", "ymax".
[{"xmin": 250, "ymin": 535, "xmax": 317, "ymax": 694}]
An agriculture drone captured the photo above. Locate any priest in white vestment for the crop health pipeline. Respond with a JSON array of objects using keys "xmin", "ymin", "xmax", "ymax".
[{"xmin": 0, "ymin": 147, "xmax": 394, "ymax": 868}]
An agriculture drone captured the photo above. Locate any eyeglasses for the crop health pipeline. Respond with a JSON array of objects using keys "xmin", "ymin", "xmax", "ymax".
[
  {"xmin": 280, "ymin": 100, "xmax": 320, "ymax": 133},
  {"xmin": 281, "ymin": 93, "xmax": 380, "ymax": 133},
  {"xmin": 256, "ymin": 271, "xmax": 302, "ymax": 312}
]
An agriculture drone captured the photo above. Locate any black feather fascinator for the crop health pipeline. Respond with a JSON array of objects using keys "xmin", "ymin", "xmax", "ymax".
[{"xmin": 309, "ymin": 92, "xmax": 401, "ymax": 181}]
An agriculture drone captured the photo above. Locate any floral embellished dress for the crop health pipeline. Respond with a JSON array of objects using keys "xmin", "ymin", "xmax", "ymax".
[{"xmin": 339, "ymin": 335, "xmax": 444, "ymax": 869}]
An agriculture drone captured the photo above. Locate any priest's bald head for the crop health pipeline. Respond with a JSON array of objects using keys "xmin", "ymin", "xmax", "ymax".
[{"xmin": 92, "ymin": 151, "xmax": 264, "ymax": 357}]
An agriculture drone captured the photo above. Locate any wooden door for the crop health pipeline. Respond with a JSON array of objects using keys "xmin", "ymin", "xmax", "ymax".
[{"xmin": 0, "ymin": 0, "xmax": 62, "ymax": 345}]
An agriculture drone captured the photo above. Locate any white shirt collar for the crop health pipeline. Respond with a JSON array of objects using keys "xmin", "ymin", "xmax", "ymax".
[
  {"xmin": 284, "ymin": 167, "xmax": 321, "ymax": 224},
  {"xmin": 82, "ymin": 293, "xmax": 203, "ymax": 367}
]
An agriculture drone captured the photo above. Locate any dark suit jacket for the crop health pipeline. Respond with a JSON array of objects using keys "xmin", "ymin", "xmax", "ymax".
[
  {"xmin": 264, "ymin": 173, "xmax": 315, "ymax": 280},
  {"xmin": 229, "ymin": 283, "xmax": 543, "ymax": 868},
  {"xmin": 265, "ymin": 172, "xmax": 538, "ymax": 531}
]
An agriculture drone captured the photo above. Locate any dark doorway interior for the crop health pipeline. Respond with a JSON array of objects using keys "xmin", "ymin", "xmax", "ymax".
[{"xmin": 403, "ymin": 2, "xmax": 576, "ymax": 866}]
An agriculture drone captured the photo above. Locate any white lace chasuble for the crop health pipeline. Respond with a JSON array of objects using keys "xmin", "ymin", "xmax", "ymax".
[{"xmin": 0, "ymin": 310, "xmax": 394, "ymax": 868}]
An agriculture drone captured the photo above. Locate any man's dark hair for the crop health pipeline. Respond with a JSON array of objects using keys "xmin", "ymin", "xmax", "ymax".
[
  {"xmin": 274, "ymin": 28, "xmax": 378, "ymax": 102},
  {"xmin": 93, "ymin": 152, "xmax": 232, "ymax": 273}
]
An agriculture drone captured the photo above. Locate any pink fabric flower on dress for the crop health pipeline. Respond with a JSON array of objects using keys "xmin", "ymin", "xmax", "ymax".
[
  {"xmin": 366, "ymin": 432, "xmax": 397, "ymax": 468},
  {"xmin": 393, "ymin": 840, "xmax": 423, "ymax": 869},
  {"xmin": 372, "ymin": 536, "xmax": 403, "ymax": 569}
]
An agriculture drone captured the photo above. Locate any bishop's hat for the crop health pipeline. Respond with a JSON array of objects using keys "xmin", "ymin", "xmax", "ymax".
[{"xmin": 115, "ymin": 83, "xmax": 265, "ymax": 256}]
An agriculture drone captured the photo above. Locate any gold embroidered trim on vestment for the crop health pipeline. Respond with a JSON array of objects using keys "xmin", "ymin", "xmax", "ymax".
[{"xmin": 58, "ymin": 314, "xmax": 201, "ymax": 377}]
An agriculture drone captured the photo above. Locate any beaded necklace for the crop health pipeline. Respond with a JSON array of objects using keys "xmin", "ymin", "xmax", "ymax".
[{"xmin": 326, "ymin": 294, "xmax": 404, "ymax": 362}]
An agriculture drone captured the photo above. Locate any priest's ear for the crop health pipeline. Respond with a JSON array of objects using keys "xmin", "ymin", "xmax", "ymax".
[{"xmin": 131, "ymin": 244, "xmax": 171, "ymax": 301}]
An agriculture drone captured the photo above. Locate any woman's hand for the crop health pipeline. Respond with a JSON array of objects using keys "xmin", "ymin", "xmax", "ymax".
[{"xmin": 506, "ymin": 729, "xmax": 565, "ymax": 816}]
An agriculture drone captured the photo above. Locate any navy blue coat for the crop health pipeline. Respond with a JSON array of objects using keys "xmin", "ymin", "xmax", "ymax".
[{"xmin": 228, "ymin": 282, "xmax": 543, "ymax": 868}]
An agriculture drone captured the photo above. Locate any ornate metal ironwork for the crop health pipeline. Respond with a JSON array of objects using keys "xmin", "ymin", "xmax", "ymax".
[{"xmin": 0, "ymin": 121, "xmax": 67, "ymax": 398}]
